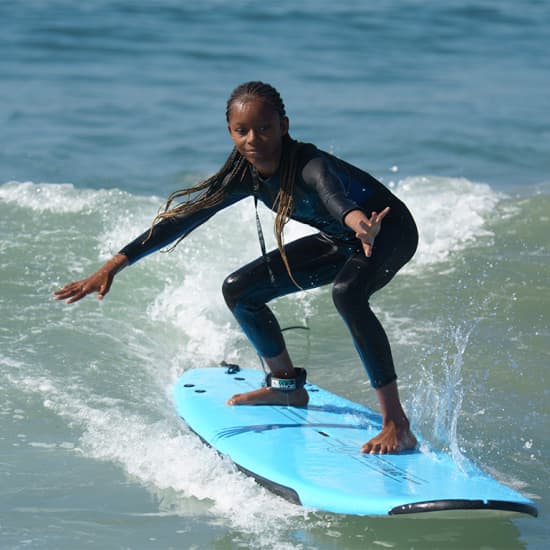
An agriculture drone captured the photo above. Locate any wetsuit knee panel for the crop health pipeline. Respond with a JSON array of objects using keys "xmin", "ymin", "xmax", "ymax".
[
  {"xmin": 332, "ymin": 277, "xmax": 367, "ymax": 314},
  {"xmin": 222, "ymin": 272, "xmax": 243, "ymax": 311}
]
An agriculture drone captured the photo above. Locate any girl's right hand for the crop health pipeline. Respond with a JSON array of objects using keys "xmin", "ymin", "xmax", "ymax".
[
  {"xmin": 344, "ymin": 207, "xmax": 390, "ymax": 258},
  {"xmin": 53, "ymin": 254, "xmax": 129, "ymax": 304}
]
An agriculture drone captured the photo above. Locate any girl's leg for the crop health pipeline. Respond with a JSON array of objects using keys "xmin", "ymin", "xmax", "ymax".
[
  {"xmin": 361, "ymin": 381, "xmax": 417, "ymax": 454},
  {"xmin": 332, "ymin": 215, "xmax": 418, "ymax": 452},
  {"xmin": 222, "ymin": 233, "xmax": 347, "ymax": 358},
  {"xmin": 223, "ymin": 233, "xmax": 348, "ymax": 405}
]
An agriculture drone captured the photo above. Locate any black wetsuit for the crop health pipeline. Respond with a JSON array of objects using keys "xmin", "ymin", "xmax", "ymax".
[{"xmin": 120, "ymin": 144, "xmax": 418, "ymax": 388}]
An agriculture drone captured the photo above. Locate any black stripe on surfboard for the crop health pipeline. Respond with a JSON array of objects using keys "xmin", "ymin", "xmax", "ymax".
[
  {"xmin": 389, "ymin": 499, "xmax": 538, "ymax": 517},
  {"xmin": 235, "ymin": 463, "xmax": 301, "ymax": 505}
]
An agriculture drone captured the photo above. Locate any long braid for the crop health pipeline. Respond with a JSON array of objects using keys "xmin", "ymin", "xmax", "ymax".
[
  {"xmin": 274, "ymin": 135, "xmax": 304, "ymax": 288},
  {"xmin": 144, "ymin": 149, "xmax": 246, "ymax": 248}
]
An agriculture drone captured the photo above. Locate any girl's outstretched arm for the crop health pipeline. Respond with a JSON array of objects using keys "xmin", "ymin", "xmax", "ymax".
[{"xmin": 54, "ymin": 253, "xmax": 129, "ymax": 304}]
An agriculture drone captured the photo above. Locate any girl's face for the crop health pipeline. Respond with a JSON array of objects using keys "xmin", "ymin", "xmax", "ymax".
[{"xmin": 227, "ymin": 99, "xmax": 289, "ymax": 178}]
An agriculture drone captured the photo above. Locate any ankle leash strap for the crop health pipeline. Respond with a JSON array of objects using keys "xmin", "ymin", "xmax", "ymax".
[{"xmin": 266, "ymin": 368, "xmax": 307, "ymax": 392}]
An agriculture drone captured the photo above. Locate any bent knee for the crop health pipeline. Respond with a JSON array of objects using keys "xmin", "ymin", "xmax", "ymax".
[
  {"xmin": 222, "ymin": 272, "xmax": 243, "ymax": 311},
  {"xmin": 332, "ymin": 280, "xmax": 356, "ymax": 313},
  {"xmin": 332, "ymin": 277, "xmax": 375, "ymax": 314}
]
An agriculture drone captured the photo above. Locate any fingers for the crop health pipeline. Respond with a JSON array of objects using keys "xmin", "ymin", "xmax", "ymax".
[
  {"xmin": 355, "ymin": 226, "xmax": 373, "ymax": 257},
  {"xmin": 54, "ymin": 263, "xmax": 118, "ymax": 304},
  {"xmin": 53, "ymin": 283, "xmax": 79, "ymax": 301},
  {"xmin": 53, "ymin": 280, "xmax": 101, "ymax": 304},
  {"xmin": 376, "ymin": 206, "xmax": 391, "ymax": 222},
  {"xmin": 53, "ymin": 282, "xmax": 86, "ymax": 304},
  {"xmin": 66, "ymin": 291, "xmax": 85, "ymax": 304},
  {"xmin": 359, "ymin": 207, "xmax": 390, "ymax": 230},
  {"xmin": 355, "ymin": 206, "xmax": 391, "ymax": 257},
  {"xmin": 97, "ymin": 278, "xmax": 112, "ymax": 301},
  {"xmin": 365, "ymin": 206, "xmax": 390, "ymax": 226}
]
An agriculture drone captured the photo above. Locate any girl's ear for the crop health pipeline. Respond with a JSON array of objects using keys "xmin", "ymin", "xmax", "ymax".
[{"xmin": 281, "ymin": 116, "xmax": 289, "ymax": 136}]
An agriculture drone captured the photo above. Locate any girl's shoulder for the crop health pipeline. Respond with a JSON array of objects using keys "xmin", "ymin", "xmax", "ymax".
[
  {"xmin": 298, "ymin": 143, "xmax": 358, "ymax": 173},
  {"xmin": 298, "ymin": 143, "xmax": 353, "ymax": 183},
  {"xmin": 294, "ymin": 142, "xmax": 332, "ymax": 179}
]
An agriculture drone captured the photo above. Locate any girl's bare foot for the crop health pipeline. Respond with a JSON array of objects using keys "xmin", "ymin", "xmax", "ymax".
[
  {"xmin": 227, "ymin": 387, "xmax": 309, "ymax": 407},
  {"xmin": 361, "ymin": 419, "xmax": 417, "ymax": 454},
  {"xmin": 360, "ymin": 380, "xmax": 417, "ymax": 454},
  {"xmin": 227, "ymin": 349, "xmax": 308, "ymax": 407}
]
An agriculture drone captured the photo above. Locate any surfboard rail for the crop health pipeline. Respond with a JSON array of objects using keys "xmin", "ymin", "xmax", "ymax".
[{"xmin": 389, "ymin": 498, "xmax": 538, "ymax": 517}]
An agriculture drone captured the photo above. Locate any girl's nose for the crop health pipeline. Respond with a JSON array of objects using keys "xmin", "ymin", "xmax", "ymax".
[{"xmin": 247, "ymin": 129, "xmax": 259, "ymax": 144}]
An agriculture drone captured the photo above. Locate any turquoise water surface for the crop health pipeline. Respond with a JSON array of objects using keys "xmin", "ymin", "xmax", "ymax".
[{"xmin": 1, "ymin": 1, "xmax": 548, "ymax": 548}]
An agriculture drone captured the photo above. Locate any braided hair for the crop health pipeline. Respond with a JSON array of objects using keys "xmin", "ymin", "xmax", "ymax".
[{"xmin": 148, "ymin": 81, "xmax": 304, "ymax": 285}]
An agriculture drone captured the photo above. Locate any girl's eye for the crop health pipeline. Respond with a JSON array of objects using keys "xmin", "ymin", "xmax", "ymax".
[{"xmin": 232, "ymin": 125, "xmax": 269, "ymax": 135}]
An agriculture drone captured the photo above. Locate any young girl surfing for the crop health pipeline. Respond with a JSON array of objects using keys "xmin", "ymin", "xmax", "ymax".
[{"xmin": 55, "ymin": 81, "xmax": 418, "ymax": 454}]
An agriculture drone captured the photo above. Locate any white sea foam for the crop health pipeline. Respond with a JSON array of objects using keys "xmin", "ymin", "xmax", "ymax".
[
  {"xmin": 1, "ymin": 177, "xmax": 509, "ymax": 542},
  {"xmin": 2, "ymin": 176, "xmax": 502, "ymax": 270},
  {"xmin": 394, "ymin": 176, "xmax": 501, "ymax": 268},
  {"xmin": 0, "ymin": 181, "xmax": 104, "ymax": 213},
  {"xmin": 8, "ymin": 371, "xmax": 309, "ymax": 547}
]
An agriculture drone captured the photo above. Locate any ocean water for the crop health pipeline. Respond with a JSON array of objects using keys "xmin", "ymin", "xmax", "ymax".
[{"xmin": 1, "ymin": 1, "xmax": 548, "ymax": 549}]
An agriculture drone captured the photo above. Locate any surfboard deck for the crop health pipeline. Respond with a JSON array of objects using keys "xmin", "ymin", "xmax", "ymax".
[{"xmin": 173, "ymin": 366, "xmax": 538, "ymax": 517}]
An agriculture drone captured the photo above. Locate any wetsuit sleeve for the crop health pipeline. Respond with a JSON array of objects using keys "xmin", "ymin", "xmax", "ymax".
[
  {"xmin": 301, "ymin": 155, "xmax": 362, "ymax": 226},
  {"xmin": 118, "ymin": 186, "xmax": 248, "ymax": 265}
]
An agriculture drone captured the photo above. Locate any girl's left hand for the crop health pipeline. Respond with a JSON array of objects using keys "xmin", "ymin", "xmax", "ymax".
[{"xmin": 345, "ymin": 207, "xmax": 390, "ymax": 257}]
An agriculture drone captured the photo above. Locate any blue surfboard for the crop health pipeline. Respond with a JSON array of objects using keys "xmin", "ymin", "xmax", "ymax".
[{"xmin": 173, "ymin": 366, "xmax": 538, "ymax": 517}]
